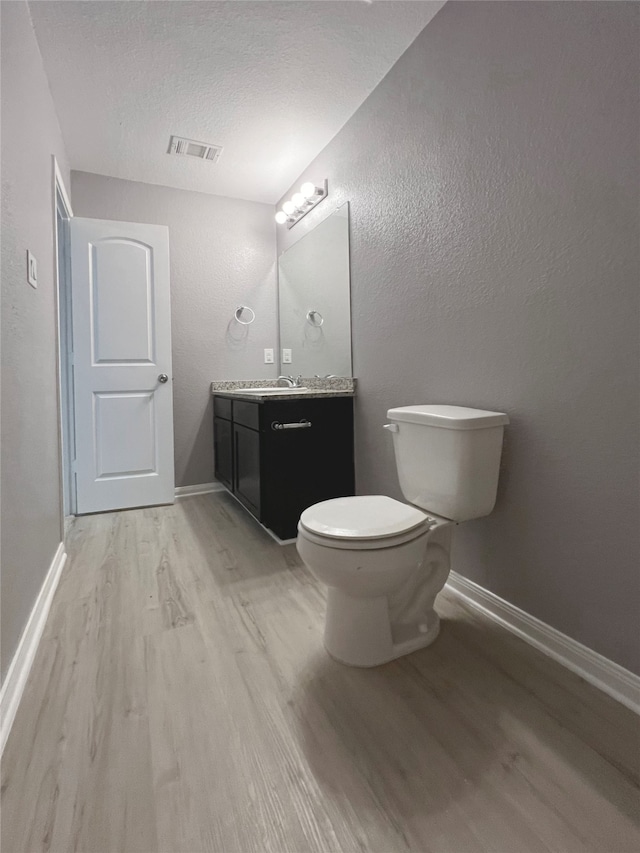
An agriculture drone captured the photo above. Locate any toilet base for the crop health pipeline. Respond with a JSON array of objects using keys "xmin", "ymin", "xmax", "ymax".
[{"xmin": 323, "ymin": 587, "xmax": 441, "ymax": 667}]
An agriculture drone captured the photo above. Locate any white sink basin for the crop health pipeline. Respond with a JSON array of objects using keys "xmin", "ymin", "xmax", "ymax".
[{"xmin": 235, "ymin": 387, "xmax": 308, "ymax": 395}]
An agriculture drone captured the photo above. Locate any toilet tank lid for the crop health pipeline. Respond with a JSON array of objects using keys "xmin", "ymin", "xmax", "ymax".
[{"xmin": 387, "ymin": 405, "xmax": 509, "ymax": 429}]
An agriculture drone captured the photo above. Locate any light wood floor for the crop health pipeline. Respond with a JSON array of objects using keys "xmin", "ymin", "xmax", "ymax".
[{"xmin": 2, "ymin": 493, "xmax": 639, "ymax": 853}]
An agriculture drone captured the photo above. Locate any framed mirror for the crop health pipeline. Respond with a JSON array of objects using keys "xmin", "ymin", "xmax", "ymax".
[{"xmin": 278, "ymin": 202, "xmax": 352, "ymax": 377}]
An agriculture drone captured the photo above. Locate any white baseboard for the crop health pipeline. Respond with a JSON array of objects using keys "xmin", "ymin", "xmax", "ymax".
[
  {"xmin": 0, "ymin": 542, "xmax": 67, "ymax": 756},
  {"xmin": 175, "ymin": 482, "xmax": 225, "ymax": 499},
  {"xmin": 446, "ymin": 571, "xmax": 640, "ymax": 715}
]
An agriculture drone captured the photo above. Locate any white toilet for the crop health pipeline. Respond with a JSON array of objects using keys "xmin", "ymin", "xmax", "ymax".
[{"xmin": 296, "ymin": 405, "xmax": 509, "ymax": 667}]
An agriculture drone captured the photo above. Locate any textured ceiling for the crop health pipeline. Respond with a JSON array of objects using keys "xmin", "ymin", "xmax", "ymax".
[{"xmin": 29, "ymin": 1, "xmax": 444, "ymax": 204}]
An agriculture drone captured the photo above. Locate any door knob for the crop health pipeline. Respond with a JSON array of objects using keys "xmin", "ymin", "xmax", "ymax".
[{"xmin": 158, "ymin": 373, "xmax": 169, "ymax": 384}]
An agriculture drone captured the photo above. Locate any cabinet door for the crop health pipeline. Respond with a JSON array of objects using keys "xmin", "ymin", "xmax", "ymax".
[
  {"xmin": 213, "ymin": 416, "xmax": 233, "ymax": 490},
  {"xmin": 261, "ymin": 397, "xmax": 355, "ymax": 539},
  {"xmin": 233, "ymin": 424, "xmax": 261, "ymax": 518}
]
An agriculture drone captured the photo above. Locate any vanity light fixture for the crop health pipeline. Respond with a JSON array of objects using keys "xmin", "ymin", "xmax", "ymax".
[{"xmin": 275, "ymin": 180, "xmax": 328, "ymax": 229}]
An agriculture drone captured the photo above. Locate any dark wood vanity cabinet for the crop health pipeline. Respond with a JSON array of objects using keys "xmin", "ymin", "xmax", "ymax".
[{"xmin": 213, "ymin": 394, "xmax": 355, "ymax": 539}]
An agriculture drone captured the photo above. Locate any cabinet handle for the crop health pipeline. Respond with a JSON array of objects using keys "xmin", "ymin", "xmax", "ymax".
[{"xmin": 271, "ymin": 419, "xmax": 312, "ymax": 431}]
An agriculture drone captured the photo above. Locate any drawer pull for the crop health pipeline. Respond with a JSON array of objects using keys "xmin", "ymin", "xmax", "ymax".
[{"xmin": 271, "ymin": 419, "xmax": 312, "ymax": 431}]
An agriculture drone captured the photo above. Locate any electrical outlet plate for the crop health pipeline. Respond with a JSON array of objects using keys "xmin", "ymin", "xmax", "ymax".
[
  {"xmin": 282, "ymin": 349, "xmax": 292, "ymax": 364},
  {"xmin": 27, "ymin": 250, "xmax": 38, "ymax": 288},
  {"xmin": 264, "ymin": 348, "xmax": 274, "ymax": 364}
]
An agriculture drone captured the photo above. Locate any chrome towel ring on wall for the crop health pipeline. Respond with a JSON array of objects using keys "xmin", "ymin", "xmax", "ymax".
[
  {"xmin": 234, "ymin": 305, "xmax": 255, "ymax": 325},
  {"xmin": 306, "ymin": 309, "xmax": 324, "ymax": 327}
]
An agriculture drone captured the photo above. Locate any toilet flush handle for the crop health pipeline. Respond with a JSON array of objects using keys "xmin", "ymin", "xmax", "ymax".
[{"xmin": 383, "ymin": 423, "xmax": 399, "ymax": 433}]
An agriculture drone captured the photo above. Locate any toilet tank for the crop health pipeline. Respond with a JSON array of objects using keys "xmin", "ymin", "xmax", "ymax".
[{"xmin": 386, "ymin": 405, "xmax": 509, "ymax": 522}]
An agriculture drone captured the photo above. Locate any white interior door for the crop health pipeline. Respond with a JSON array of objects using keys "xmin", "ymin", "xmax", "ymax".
[{"xmin": 70, "ymin": 217, "xmax": 174, "ymax": 514}]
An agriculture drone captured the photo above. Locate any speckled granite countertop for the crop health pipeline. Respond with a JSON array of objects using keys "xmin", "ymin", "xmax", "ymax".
[
  {"xmin": 212, "ymin": 388, "xmax": 355, "ymax": 402},
  {"xmin": 211, "ymin": 377, "xmax": 356, "ymax": 403}
]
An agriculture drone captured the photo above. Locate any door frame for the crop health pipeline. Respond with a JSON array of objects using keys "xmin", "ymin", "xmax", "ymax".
[{"xmin": 52, "ymin": 156, "xmax": 75, "ymax": 532}]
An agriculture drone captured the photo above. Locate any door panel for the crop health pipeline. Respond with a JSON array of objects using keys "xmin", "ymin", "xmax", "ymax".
[
  {"xmin": 94, "ymin": 392, "xmax": 156, "ymax": 478},
  {"xmin": 91, "ymin": 239, "xmax": 155, "ymax": 364},
  {"xmin": 71, "ymin": 217, "xmax": 174, "ymax": 513}
]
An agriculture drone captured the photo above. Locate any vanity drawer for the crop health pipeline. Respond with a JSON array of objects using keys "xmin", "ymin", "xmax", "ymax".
[
  {"xmin": 232, "ymin": 399, "xmax": 260, "ymax": 431},
  {"xmin": 213, "ymin": 395, "xmax": 232, "ymax": 421}
]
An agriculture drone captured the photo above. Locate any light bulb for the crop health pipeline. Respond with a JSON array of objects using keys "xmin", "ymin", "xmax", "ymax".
[
  {"xmin": 282, "ymin": 200, "xmax": 296, "ymax": 215},
  {"xmin": 301, "ymin": 182, "xmax": 316, "ymax": 199},
  {"xmin": 275, "ymin": 210, "xmax": 288, "ymax": 224},
  {"xmin": 292, "ymin": 192, "xmax": 305, "ymax": 208}
]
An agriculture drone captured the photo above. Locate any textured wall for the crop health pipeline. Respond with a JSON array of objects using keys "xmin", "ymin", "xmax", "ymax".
[
  {"xmin": 277, "ymin": 2, "xmax": 640, "ymax": 672},
  {"xmin": 71, "ymin": 172, "xmax": 277, "ymax": 487},
  {"xmin": 1, "ymin": 1, "xmax": 70, "ymax": 680}
]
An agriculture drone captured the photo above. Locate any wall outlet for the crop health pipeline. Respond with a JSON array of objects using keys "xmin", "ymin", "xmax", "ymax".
[
  {"xmin": 264, "ymin": 348, "xmax": 274, "ymax": 364},
  {"xmin": 27, "ymin": 250, "xmax": 38, "ymax": 288},
  {"xmin": 282, "ymin": 348, "xmax": 292, "ymax": 364}
]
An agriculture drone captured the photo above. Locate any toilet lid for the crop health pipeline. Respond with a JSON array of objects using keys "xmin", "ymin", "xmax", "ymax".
[{"xmin": 299, "ymin": 495, "xmax": 428, "ymax": 540}]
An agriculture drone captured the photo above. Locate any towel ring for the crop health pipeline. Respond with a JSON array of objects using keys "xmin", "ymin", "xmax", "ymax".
[
  {"xmin": 235, "ymin": 306, "xmax": 255, "ymax": 325},
  {"xmin": 306, "ymin": 309, "xmax": 324, "ymax": 327}
]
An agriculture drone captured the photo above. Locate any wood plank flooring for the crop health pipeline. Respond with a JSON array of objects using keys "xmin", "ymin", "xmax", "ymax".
[{"xmin": 2, "ymin": 493, "xmax": 639, "ymax": 853}]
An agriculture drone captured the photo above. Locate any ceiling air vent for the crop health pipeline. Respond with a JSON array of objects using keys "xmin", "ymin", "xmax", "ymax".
[{"xmin": 168, "ymin": 135, "xmax": 223, "ymax": 163}]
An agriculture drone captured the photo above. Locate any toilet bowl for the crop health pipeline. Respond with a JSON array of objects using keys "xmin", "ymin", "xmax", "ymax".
[
  {"xmin": 296, "ymin": 404, "xmax": 509, "ymax": 667},
  {"xmin": 297, "ymin": 495, "xmax": 452, "ymax": 666}
]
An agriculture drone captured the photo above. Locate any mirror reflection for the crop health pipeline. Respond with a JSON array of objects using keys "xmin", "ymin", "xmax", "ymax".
[{"xmin": 278, "ymin": 202, "xmax": 352, "ymax": 377}]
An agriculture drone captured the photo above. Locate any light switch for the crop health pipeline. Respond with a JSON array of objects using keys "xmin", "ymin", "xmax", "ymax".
[
  {"xmin": 282, "ymin": 349, "xmax": 292, "ymax": 364},
  {"xmin": 27, "ymin": 250, "xmax": 38, "ymax": 288},
  {"xmin": 264, "ymin": 348, "xmax": 274, "ymax": 364}
]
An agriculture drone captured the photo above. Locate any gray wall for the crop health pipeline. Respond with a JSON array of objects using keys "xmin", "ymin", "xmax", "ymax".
[
  {"xmin": 277, "ymin": 1, "xmax": 640, "ymax": 673},
  {"xmin": 1, "ymin": 1, "xmax": 70, "ymax": 680},
  {"xmin": 71, "ymin": 172, "xmax": 277, "ymax": 487}
]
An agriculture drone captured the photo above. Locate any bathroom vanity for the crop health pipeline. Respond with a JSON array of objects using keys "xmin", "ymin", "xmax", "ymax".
[
  {"xmin": 212, "ymin": 388, "xmax": 355, "ymax": 540},
  {"xmin": 211, "ymin": 199, "xmax": 356, "ymax": 540}
]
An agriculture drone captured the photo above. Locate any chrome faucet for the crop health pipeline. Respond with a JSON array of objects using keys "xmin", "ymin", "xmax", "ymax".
[{"xmin": 277, "ymin": 374, "xmax": 303, "ymax": 388}]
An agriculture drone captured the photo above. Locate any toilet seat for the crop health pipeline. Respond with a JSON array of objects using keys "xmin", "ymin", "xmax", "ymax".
[{"xmin": 299, "ymin": 495, "xmax": 434, "ymax": 551}]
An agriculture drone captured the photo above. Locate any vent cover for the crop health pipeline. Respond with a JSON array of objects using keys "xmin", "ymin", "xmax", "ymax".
[{"xmin": 168, "ymin": 135, "xmax": 223, "ymax": 163}]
